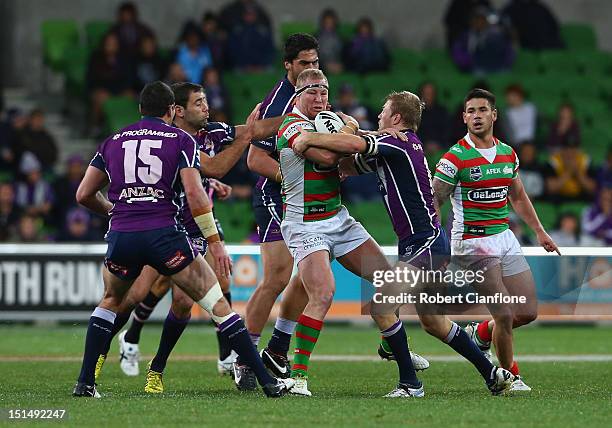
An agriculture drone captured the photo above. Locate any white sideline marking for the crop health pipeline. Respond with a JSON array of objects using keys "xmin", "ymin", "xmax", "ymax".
[{"xmin": 1, "ymin": 354, "xmax": 611, "ymax": 363}]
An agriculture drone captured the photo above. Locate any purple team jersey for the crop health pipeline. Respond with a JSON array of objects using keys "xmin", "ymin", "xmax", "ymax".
[
  {"xmin": 355, "ymin": 130, "xmax": 440, "ymax": 240},
  {"xmin": 251, "ymin": 76, "xmax": 295, "ymax": 205},
  {"xmin": 181, "ymin": 121, "xmax": 235, "ymax": 237},
  {"xmin": 90, "ymin": 117, "xmax": 199, "ymax": 232}
]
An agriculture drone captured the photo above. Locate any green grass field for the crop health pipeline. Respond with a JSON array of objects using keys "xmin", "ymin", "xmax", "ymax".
[{"xmin": 1, "ymin": 324, "xmax": 611, "ymax": 427}]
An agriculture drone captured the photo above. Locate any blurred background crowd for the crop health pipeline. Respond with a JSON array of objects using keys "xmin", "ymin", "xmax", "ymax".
[{"xmin": 1, "ymin": 0, "xmax": 610, "ymax": 246}]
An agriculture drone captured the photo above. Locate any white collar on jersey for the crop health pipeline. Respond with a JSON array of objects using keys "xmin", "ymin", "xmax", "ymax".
[
  {"xmin": 464, "ymin": 133, "xmax": 497, "ymax": 148},
  {"xmin": 291, "ymin": 106, "xmax": 311, "ymax": 121}
]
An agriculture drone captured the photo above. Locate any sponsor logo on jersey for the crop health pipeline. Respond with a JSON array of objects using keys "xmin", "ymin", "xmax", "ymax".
[
  {"xmin": 451, "ymin": 146, "xmax": 462, "ymax": 153},
  {"xmin": 466, "ymin": 186, "xmax": 508, "ymax": 203},
  {"xmin": 165, "ymin": 250, "xmax": 187, "ymax": 269},
  {"xmin": 469, "ymin": 166, "xmax": 482, "ymax": 181},
  {"xmin": 436, "ymin": 159, "xmax": 457, "ymax": 178},
  {"xmin": 307, "ymin": 205, "xmax": 327, "ymax": 214},
  {"xmin": 119, "ymin": 187, "xmax": 165, "ymax": 203},
  {"xmin": 503, "ymin": 165, "xmax": 513, "ymax": 175},
  {"xmin": 466, "ymin": 226, "xmax": 486, "ymax": 235}
]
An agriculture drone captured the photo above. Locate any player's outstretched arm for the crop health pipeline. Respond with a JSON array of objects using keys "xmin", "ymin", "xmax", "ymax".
[
  {"xmin": 200, "ymin": 105, "xmax": 261, "ymax": 178},
  {"xmin": 181, "ymin": 167, "xmax": 232, "ymax": 277},
  {"xmin": 76, "ymin": 166, "xmax": 112, "ymax": 217},
  {"xmin": 432, "ymin": 177, "xmax": 455, "ymax": 220},
  {"xmin": 293, "ymin": 132, "xmax": 377, "ymax": 156},
  {"xmin": 509, "ymin": 175, "xmax": 561, "ymax": 255}
]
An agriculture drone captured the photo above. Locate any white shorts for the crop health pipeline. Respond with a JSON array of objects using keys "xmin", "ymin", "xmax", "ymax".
[
  {"xmin": 281, "ymin": 206, "xmax": 371, "ymax": 264},
  {"xmin": 451, "ymin": 229, "xmax": 530, "ymax": 277}
]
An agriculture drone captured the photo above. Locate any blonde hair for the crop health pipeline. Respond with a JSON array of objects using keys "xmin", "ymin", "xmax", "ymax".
[
  {"xmin": 385, "ymin": 91, "xmax": 424, "ymax": 131},
  {"xmin": 296, "ymin": 69, "xmax": 328, "ymax": 89}
]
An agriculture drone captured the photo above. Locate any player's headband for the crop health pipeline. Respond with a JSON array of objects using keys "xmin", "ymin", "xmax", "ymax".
[{"xmin": 295, "ymin": 83, "xmax": 329, "ymax": 96}]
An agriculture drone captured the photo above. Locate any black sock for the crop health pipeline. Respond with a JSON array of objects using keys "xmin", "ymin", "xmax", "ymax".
[
  {"xmin": 124, "ymin": 292, "xmax": 162, "ymax": 344},
  {"xmin": 150, "ymin": 310, "xmax": 190, "ymax": 373},
  {"xmin": 445, "ymin": 322, "xmax": 494, "ymax": 381},
  {"xmin": 268, "ymin": 329, "xmax": 292, "ymax": 356},
  {"xmin": 78, "ymin": 308, "xmax": 115, "ymax": 385},
  {"xmin": 101, "ymin": 312, "xmax": 131, "ymax": 355},
  {"xmin": 215, "ymin": 292, "xmax": 233, "ymax": 360},
  {"xmin": 382, "ymin": 320, "xmax": 421, "ymax": 388},
  {"xmin": 219, "ymin": 314, "xmax": 274, "ymax": 386}
]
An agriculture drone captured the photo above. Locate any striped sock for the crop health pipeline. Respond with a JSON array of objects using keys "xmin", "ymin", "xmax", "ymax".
[{"xmin": 291, "ymin": 314, "xmax": 323, "ymax": 378}]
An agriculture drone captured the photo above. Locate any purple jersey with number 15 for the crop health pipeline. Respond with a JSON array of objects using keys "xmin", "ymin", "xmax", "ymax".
[{"xmin": 90, "ymin": 117, "xmax": 200, "ymax": 233}]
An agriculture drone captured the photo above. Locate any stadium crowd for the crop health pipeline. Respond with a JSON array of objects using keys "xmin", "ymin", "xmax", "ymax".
[{"xmin": 0, "ymin": 0, "xmax": 610, "ymax": 245}]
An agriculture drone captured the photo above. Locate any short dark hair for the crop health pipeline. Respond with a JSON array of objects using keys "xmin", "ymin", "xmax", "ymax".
[
  {"xmin": 284, "ymin": 33, "xmax": 319, "ymax": 63},
  {"xmin": 464, "ymin": 88, "xmax": 496, "ymax": 111},
  {"xmin": 139, "ymin": 81, "xmax": 174, "ymax": 117},
  {"xmin": 171, "ymin": 82, "xmax": 204, "ymax": 108}
]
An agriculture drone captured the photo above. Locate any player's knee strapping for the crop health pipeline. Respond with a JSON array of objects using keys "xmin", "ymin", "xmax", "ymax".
[{"xmin": 196, "ymin": 282, "xmax": 232, "ymax": 324}]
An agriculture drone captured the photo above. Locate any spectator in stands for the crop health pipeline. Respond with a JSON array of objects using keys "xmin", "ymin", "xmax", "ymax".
[
  {"xmin": 547, "ymin": 103, "xmax": 581, "ymax": 150},
  {"xmin": 202, "ymin": 67, "xmax": 230, "ymax": 122},
  {"xmin": 164, "ymin": 62, "xmax": 188, "ymax": 85},
  {"xmin": 549, "ymin": 212, "xmax": 583, "ymax": 246},
  {"xmin": 109, "ymin": 1, "xmax": 154, "ymax": 57},
  {"xmin": 501, "ymin": 0, "xmax": 564, "ymax": 50},
  {"xmin": 133, "ymin": 34, "xmax": 166, "ymax": 92},
  {"xmin": 0, "ymin": 182, "xmax": 21, "ymax": 242},
  {"xmin": 333, "ymin": 83, "xmax": 373, "ymax": 130},
  {"xmin": 0, "ymin": 108, "xmax": 20, "ymax": 175},
  {"xmin": 56, "ymin": 207, "xmax": 97, "ymax": 242},
  {"xmin": 219, "ymin": 0, "xmax": 272, "ymax": 33},
  {"xmin": 595, "ymin": 146, "xmax": 612, "ymax": 191},
  {"xmin": 346, "ymin": 18, "xmax": 390, "ymax": 73},
  {"xmin": 545, "ymin": 140, "xmax": 596, "ymax": 202},
  {"xmin": 503, "ymin": 84, "xmax": 537, "ymax": 147},
  {"xmin": 227, "ymin": 4, "xmax": 275, "ymax": 71},
  {"xmin": 443, "ymin": 0, "xmax": 492, "ymax": 49},
  {"xmin": 52, "ymin": 154, "xmax": 86, "ymax": 229},
  {"xmin": 175, "ymin": 24, "xmax": 213, "ymax": 84},
  {"xmin": 14, "ymin": 152, "xmax": 54, "ymax": 222},
  {"xmin": 86, "ymin": 32, "xmax": 135, "ymax": 130},
  {"xmin": 317, "ymin": 8, "xmax": 344, "ymax": 74},
  {"xmin": 582, "ymin": 185, "xmax": 612, "ymax": 245},
  {"xmin": 418, "ymin": 81, "xmax": 451, "ymax": 152},
  {"xmin": 17, "ymin": 108, "xmax": 58, "ymax": 172},
  {"xmin": 518, "ymin": 142, "xmax": 546, "ymax": 200},
  {"xmin": 201, "ymin": 12, "xmax": 228, "ymax": 69},
  {"xmin": 451, "ymin": 7, "xmax": 515, "ymax": 74},
  {"xmin": 11, "ymin": 214, "xmax": 46, "ymax": 243}
]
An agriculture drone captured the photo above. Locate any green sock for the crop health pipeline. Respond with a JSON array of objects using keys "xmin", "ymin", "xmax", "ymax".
[{"xmin": 291, "ymin": 314, "xmax": 323, "ymax": 378}]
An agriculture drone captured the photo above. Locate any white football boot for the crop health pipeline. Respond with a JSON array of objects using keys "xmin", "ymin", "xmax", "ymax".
[{"xmin": 118, "ymin": 330, "xmax": 140, "ymax": 376}]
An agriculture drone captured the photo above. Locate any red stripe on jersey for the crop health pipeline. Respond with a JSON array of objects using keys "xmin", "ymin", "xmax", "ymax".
[
  {"xmin": 294, "ymin": 348, "xmax": 312, "ymax": 356},
  {"xmin": 462, "ymin": 234, "xmax": 489, "ymax": 240},
  {"xmin": 443, "ymin": 152, "xmax": 462, "ymax": 167},
  {"xmin": 298, "ymin": 314, "xmax": 324, "ymax": 330},
  {"xmin": 304, "ymin": 171, "xmax": 338, "ymax": 180},
  {"xmin": 494, "ymin": 154, "xmax": 515, "ymax": 163},
  {"xmin": 462, "ymin": 157, "xmax": 499, "ymax": 168},
  {"xmin": 303, "ymin": 208, "xmax": 339, "ymax": 221},
  {"xmin": 295, "ymin": 332, "xmax": 317, "ymax": 343},
  {"xmin": 458, "ymin": 139, "xmax": 471, "ymax": 150},
  {"xmin": 278, "ymin": 114, "xmax": 307, "ymax": 137},
  {"xmin": 462, "ymin": 200, "xmax": 508, "ymax": 209},
  {"xmin": 287, "ymin": 133, "xmax": 298, "ymax": 148},
  {"xmin": 464, "ymin": 217, "xmax": 509, "ymax": 226},
  {"xmin": 304, "ymin": 189, "xmax": 339, "ymax": 202},
  {"xmin": 461, "ymin": 178, "xmax": 513, "ymax": 188}
]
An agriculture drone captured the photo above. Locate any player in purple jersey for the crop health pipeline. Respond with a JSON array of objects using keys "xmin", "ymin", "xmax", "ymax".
[
  {"xmin": 236, "ymin": 33, "xmax": 321, "ymax": 389},
  {"xmin": 91, "ymin": 82, "xmax": 284, "ymax": 391},
  {"xmin": 292, "ymin": 90, "xmax": 515, "ymax": 396},
  {"xmin": 72, "ymin": 81, "xmax": 294, "ymax": 398}
]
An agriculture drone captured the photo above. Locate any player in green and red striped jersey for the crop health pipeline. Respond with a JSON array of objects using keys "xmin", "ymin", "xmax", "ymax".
[
  {"xmin": 433, "ymin": 88, "xmax": 560, "ymax": 392},
  {"xmin": 277, "ymin": 69, "xmax": 427, "ymax": 397}
]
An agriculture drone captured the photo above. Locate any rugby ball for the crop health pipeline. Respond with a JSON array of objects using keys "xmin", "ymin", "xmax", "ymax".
[{"xmin": 314, "ymin": 111, "xmax": 345, "ymax": 134}]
